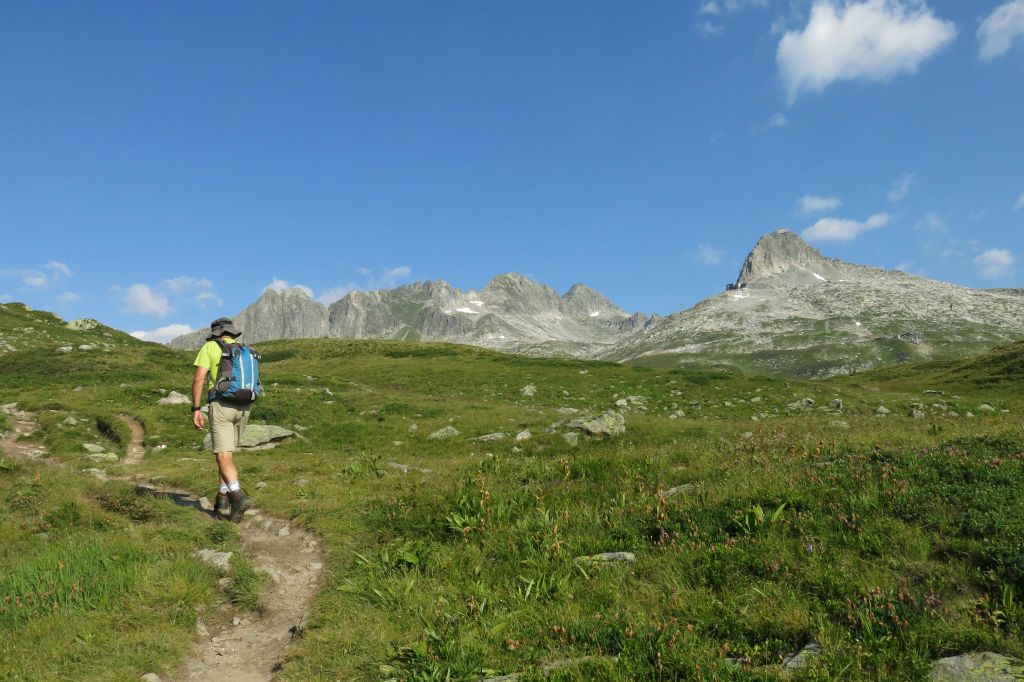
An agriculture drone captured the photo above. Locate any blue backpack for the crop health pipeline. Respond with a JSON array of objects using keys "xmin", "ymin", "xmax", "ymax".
[{"xmin": 209, "ymin": 339, "xmax": 263, "ymax": 405}]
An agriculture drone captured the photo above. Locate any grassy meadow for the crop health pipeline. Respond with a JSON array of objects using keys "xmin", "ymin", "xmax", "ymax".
[{"xmin": 0, "ymin": 302, "xmax": 1022, "ymax": 680}]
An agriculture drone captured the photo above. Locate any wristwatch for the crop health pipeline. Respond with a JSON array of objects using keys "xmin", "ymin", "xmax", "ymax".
[{"xmin": 191, "ymin": 405, "xmax": 203, "ymax": 412}]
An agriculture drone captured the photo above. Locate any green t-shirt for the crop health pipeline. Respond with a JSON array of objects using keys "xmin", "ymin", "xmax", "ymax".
[{"xmin": 193, "ymin": 338, "xmax": 239, "ymax": 391}]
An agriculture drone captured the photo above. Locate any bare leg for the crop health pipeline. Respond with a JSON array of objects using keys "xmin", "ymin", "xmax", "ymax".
[{"xmin": 216, "ymin": 451, "xmax": 239, "ymax": 485}]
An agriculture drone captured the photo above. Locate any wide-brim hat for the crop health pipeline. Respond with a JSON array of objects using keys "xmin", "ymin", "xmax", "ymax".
[{"xmin": 208, "ymin": 317, "xmax": 241, "ymax": 339}]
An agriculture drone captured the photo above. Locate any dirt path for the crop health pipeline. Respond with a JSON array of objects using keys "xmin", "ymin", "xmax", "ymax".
[{"xmin": 2, "ymin": 406, "xmax": 324, "ymax": 682}]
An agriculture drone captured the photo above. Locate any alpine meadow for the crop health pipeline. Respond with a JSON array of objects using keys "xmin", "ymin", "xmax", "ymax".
[{"xmin": 1, "ymin": 300, "xmax": 1023, "ymax": 680}]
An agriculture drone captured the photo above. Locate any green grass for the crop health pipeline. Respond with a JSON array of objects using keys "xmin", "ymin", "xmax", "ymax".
[{"xmin": 1, "ymin": 312, "xmax": 1023, "ymax": 679}]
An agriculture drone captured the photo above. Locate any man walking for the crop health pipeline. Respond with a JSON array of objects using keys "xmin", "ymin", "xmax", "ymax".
[{"xmin": 191, "ymin": 317, "xmax": 252, "ymax": 522}]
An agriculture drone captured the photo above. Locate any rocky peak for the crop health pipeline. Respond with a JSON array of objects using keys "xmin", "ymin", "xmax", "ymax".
[
  {"xmin": 483, "ymin": 273, "xmax": 562, "ymax": 312},
  {"xmin": 562, "ymin": 283, "xmax": 627, "ymax": 319},
  {"xmin": 736, "ymin": 229, "xmax": 831, "ymax": 284}
]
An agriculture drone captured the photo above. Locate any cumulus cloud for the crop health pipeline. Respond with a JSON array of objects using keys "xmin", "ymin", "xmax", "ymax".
[
  {"xmin": 15, "ymin": 261, "xmax": 73, "ymax": 289},
  {"xmin": 317, "ymin": 287, "xmax": 354, "ymax": 306},
  {"xmin": 121, "ymin": 284, "xmax": 173, "ymax": 316},
  {"xmin": 697, "ymin": 244, "xmax": 724, "ymax": 265},
  {"xmin": 130, "ymin": 323, "xmax": 196, "ymax": 344},
  {"xmin": 802, "ymin": 212, "xmax": 891, "ymax": 242},
  {"xmin": 1015, "ymin": 192, "xmax": 1024, "ymax": 210},
  {"xmin": 798, "ymin": 195, "xmax": 842, "ymax": 213},
  {"xmin": 974, "ymin": 249, "xmax": 1015, "ymax": 278},
  {"xmin": 777, "ymin": 0, "xmax": 957, "ymax": 102},
  {"xmin": 57, "ymin": 291, "xmax": 81, "ymax": 303},
  {"xmin": 888, "ymin": 172, "xmax": 915, "ymax": 202},
  {"xmin": 979, "ymin": 0, "xmax": 1024, "ymax": 61}
]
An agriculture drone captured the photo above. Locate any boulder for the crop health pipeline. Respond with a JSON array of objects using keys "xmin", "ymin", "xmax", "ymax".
[
  {"xmin": 514, "ymin": 429, "xmax": 532, "ymax": 442},
  {"xmin": 569, "ymin": 410, "xmax": 626, "ymax": 437},
  {"xmin": 783, "ymin": 642, "xmax": 821, "ymax": 670},
  {"xmin": 157, "ymin": 391, "xmax": 191, "ymax": 406},
  {"xmin": 562, "ymin": 432, "xmax": 579, "ymax": 446},
  {"xmin": 472, "ymin": 432, "xmax": 508, "ymax": 442},
  {"xmin": 575, "ymin": 552, "xmax": 635, "ymax": 564},
  {"xmin": 82, "ymin": 443, "xmax": 106, "ymax": 454},
  {"xmin": 87, "ymin": 453, "xmax": 118, "ymax": 463},
  {"xmin": 876, "ymin": 406, "xmax": 891, "ymax": 415},
  {"xmin": 62, "ymin": 416, "xmax": 79, "ymax": 426},
  {"xmin": 203, "ymin": 424, "xmax": 296, "ymax": 450},
  {"xmin": 978, "ymin": 404, "xmax": 997, "ymax": 413},
  {"xmin": 911, "ymin": 409, "xmax": 926, "ymax": 419},
  {"xmin": 194, "ymin": 549, "xmax": 233, "ymax": 572},
  {"xmin": 428, "ymin": 425, "xmax": 461, "ymax": 440},
  {"xmin": 830, "ymin": 399, "xmax": 843, "ymax": 410},
  {"xmin": 929, "ymin": 652, "xmax": 1024, "ymax": 681},
  {"xmin": 520, "ymin": 385, "xmax": 537, "ymax": 397}
]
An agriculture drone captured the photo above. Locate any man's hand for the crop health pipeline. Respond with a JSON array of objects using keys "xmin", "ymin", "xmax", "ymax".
[{"xmin": 192, "ymin": 409, "xmax": 205, "ymax": 430}]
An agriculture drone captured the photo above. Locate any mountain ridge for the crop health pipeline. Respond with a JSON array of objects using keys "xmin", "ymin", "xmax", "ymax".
[{"xmin": 167, "ymin": 230, "xmax": 1024, "ymax": 377}]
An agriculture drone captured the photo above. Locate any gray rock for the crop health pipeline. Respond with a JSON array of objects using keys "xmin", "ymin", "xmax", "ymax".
[
  {"xmin": 255, "ymin": 481, "xmax": 267, "ymax": 489},
  {"xmin": 203, "ymin": 424, "xmax": 297, "ymax": 450},
  {"xmin": 663, "ymin": 483, "xmax": 695, "ymax": 497},
  {"xmin": 829, "ymin": 420, "xmax": 851, "ymax": 429},
  {"xmin": 82, "ymin": 468, "xmax": 111, "ymax": 482},
  {"xmin": 978, "ymin": 404, "xmax": 997, "ymax": 413},
  {"xmin": 82, "ymin": 443, "xmax": 106, "ymax": 453},
  {"xmin": 514, "ymin": 429, "xmax": 532, "ymax": 441},
  {"xmin": 140, "ymin": 674, "xmax": 162, "ymax": 682},
  {"xmin": 387, "ymin": 461, "xmax": 432, "ymax": 474},
  {"xmin": 472, "ymin": 432, "xmax": 508, "ymax": 442},
  {"xmin": 911, "ymin": 409, "xmax": 926, "ymax": 419},
  {"xmin": 575, "ymin": 552, "xmax": 635, "ymax": 563},
  {"xmin": 194, "ymin": 549, "xmax": 233, "ymax": 572},
  {"xmin": 569, "ymin": 410, "xmax": 626, "ymax": 437},
  {"xmin": 56, "ymin": 345, "xmax": 73, "ymax": 353},
  {"xmin": 556, "ymin": 407, "xmax": 579, "ymax": 415},
  {"xmin": 876, "ymin": 406, "xmax": 891, "ymax": 415},
  {"xmin": 562, "ymin": 432, "xmax": 579, "ymax": 446},
  {"xmin": 783, "ymin": 642, "xmax": 820, "ymax": 670},
  {"xmin": 520, "ymin": 384, "xmax": 537, "ymax": 397},
  {"xmin": 87, "ymin": 453, "xmax": 119, "ymax": 463},
  {"xmin": 428, "ymin": 425, "xmax": 461, "ymax": 440},
  {"xmin": 830, "ymin": 399, "xmax": 843, "ymax": 410},
  {"xmin": 158, "ymin": 390, "xmax": 191, "ymax": 406},
  {"xmin": 929, "ymin": 652, "xmax": 1024, "ymax": 681},
  {"xmin": 62, "ymin": 416, "xmax": 79, "ymax": 426}
]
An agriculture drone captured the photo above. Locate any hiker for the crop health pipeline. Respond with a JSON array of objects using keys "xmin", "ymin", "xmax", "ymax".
[{"xmin": 191, "ymin": 317, "xmax": 257, "ymax": 522}]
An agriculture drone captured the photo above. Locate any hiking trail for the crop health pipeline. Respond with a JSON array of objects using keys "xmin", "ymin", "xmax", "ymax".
[{"xmin": 2, "ymin": 406, "xmax": 323, "ymax": 682}]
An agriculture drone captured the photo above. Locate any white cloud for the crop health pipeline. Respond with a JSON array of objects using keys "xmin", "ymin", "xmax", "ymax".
[
  {"xmin": 915, "ymin": 212, "xmax": 946, "ymax": 232},
  {"xmin": 22, "ymin": 271, "xmax": 48, "ymax": 287},
  {"xmin": 264, "ymin": 279, "xmax": 314, "ymax": 299},
  {"xmin": 697, "ymin": 243, "xmax": 724, "ymax": 265},
  {"xmin": 888, "ymin": 172, "xmax": 915, "ymax": 202},
  {"xmin": 57, "ymin": 291, "xmax": 81, "ymax": 303},
  {"xmin": 377, "ymin": 266, "xmax": 412, "ymax": 289},
  {"xmin": 697, "ymin": 20, "xmax": 724, "ymax": 36},
  {"xmin": 47, "ymin": 261, "xmax": 72, "ymax": 278},
  {"xmin": 768, "ymin": 112, "xmax": 789, "ymax": 127},
  {"xmin": 802, "ymin": 212, "xmax": 891, "ymax": 242},
  {"xmin": 798, "ymin": 194, "xmax": 842, "ymax": 213},
  {"xmin": 1015, "ymin": 192, "xmax": 1024, "ymax": 210},
  {"xmin": 130, "ymin": 323, "xmax": 196, "ymax": 344},
  {"xmin": 700, "ymin": 0, "xmax": 768, "ymax": 14},
  {"xmin": 160, "ymin": 276, "xmax": 214, "ymax": 295},
  {"xmin": 777, "ymin": 0, "xmax": 957, "ymax": 102},
  {"xmin": 979, "ymin": 0, "xmax": 1024, "ymax": 61},
  {"xmin": 974, "ymin": 249, "xmax": 1015, "ymax": 278},
  {"xmin": 317, "ymin": 286, "xmax": 355, "ymax": 305},
  {"xmin": 195, "ymin": 291, "xmax": 223, "ymax": 308},
  {"xmin": 121, "ymin": 284, "xmax": 173, "ymax": 317}
]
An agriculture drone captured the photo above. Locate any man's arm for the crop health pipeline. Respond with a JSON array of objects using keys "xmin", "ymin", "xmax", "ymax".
[{"xmin": 192, "ymin": 365, "xmax": 208, "ymax": 429}]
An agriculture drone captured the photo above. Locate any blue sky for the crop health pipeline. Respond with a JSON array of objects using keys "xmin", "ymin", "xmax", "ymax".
[{"xmin": 1, "ymin": 0, "xmax": 1022, "ymax": 342}]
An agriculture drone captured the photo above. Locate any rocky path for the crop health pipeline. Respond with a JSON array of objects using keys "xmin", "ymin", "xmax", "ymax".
[{"xmin": 1, "ymin": 406, "xmax": 323, "ymax": 682}]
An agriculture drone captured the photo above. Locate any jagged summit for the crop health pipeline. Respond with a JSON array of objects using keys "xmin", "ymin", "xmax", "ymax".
[
  {"xmin": 736, "ymin": 228, "xmax": 833, "ymax": 285},
  {"xmin": 562, "ymin": 283, "xmax": 627, "ymax": 319}
]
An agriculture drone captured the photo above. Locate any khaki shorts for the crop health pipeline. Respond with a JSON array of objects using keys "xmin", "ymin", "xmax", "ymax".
[{"xmin": 209, "ymin": 400, "xmax": 251, "ymax": 453}]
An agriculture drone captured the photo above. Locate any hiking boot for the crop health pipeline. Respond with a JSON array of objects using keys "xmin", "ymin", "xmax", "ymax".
[
  {"xmin": 214, "ymin": 492, "xmax": 231, "ymax": 517},
  {"xmin": 227, "ymin": 489, "xmax": 250, "ymax": 523}
]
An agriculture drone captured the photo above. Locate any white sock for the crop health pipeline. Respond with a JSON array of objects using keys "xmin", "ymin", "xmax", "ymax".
[
  {"xmin": 228, "ymin": 481, "xmax": 241, "ymax": 492},
  {"xmin": 219, "ymin": 484, "xmax": 229, "ymax": 494}
]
